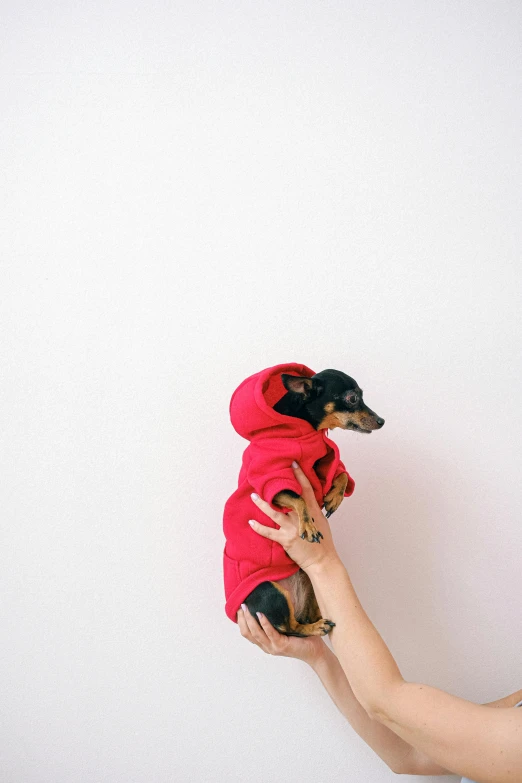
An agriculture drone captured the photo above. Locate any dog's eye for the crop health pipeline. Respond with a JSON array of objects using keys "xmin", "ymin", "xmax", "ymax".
[{"xmin": 347, "ymin": 394, "xmax": 358, "ymax": 405}]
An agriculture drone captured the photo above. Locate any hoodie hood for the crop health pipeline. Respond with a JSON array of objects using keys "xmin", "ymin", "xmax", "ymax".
[{"xmin": 229, "ymin": 362, "xmax": 318, "ymax": 441}]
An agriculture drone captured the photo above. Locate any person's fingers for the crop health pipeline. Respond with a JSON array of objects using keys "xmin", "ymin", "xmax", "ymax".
[
  {"xmin": 291, "ymin": 461, "xmax": 313, "ymax": 489},
  {"xmin": 247, "ymin": 518, "xmax": 283, "ymax": 541},
  {"xmin": 240, "ymin": 604, "xmax": 271, "ymax": 649},
  {"xmin": 237, "ymin": 607, "xmax": 257, "ymax": 643},
  {"xmin": 250, "ymin": 493, "xmax": 289, "ymax": 526},
  {"xmin": 256, "ymin": 611, "xmax": 284, "ymax": 646}
]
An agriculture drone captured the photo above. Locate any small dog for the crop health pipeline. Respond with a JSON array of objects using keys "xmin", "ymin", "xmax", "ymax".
[{"xmin": 243, "ymin": 369, "xmax": 384, "ymax": 637}]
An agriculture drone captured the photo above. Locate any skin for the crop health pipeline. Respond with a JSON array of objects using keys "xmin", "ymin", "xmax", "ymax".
[{"xmin": 237, "ymin": 463, "xmax": 522, "ymax": 781}]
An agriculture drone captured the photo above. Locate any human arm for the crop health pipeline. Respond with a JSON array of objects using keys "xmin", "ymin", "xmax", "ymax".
[
  {"xmin": 482, "ymin": 690, "xmax": 522, "ymax": 709},
  {"xmin": 248, "ymin": 462, "xmax": 522, "ymax": 782},
  {"xmin": 309, "ymin": 559, "xmax": 522, "ymax": 781},
  {"xmin": 237, "ymin": 605, "xmax": 452, "ymax": 775}
]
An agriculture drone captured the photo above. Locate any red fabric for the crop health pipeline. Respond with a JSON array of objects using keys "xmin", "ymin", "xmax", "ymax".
[{"xmin": 223, "ymin": 362, "xmax": 355, "ymax": 623}]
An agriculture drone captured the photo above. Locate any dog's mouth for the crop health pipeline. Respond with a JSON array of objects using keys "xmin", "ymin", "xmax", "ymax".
[{"xmin": 345, "ymin": 422, "xmax": 373, "ymax": 434}]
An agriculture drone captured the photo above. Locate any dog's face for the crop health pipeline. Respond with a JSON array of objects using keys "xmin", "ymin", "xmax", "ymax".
[{"xmin": 281, "ymin": 369, "xmax": 385, "ymax": 433}]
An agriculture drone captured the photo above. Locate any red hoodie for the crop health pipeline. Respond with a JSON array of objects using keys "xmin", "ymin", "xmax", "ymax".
[{"xmin": 223, "ymin": 362, "xmax": 355, "ymax": 623}]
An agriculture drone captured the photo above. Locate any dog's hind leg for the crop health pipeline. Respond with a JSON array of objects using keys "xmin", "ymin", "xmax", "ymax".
[{"xmin": 244, "ymin": 579, "xmax": 335, "ymax": 637}]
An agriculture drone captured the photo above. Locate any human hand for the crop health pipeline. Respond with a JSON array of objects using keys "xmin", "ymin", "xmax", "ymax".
[
  {"xmin": 237, "ymin": 602, "xmax": 327, "ymax": 667},
  {"xmin": 248, "ymin": 462, "xmax": 341, "ymax": 573}
]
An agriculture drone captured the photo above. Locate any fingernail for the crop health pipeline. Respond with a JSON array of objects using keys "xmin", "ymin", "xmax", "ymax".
[
  {"xmin": 241, "ymin": 603, "xmax": 247, "ymax": 612},
  {"xmin": 256, "ymin": 612, "xmax": 264, "ymax": 620},
  {"xmin": 292, "ymin": 461, "xmax": 298, "ymax": 468},
  {"xmin": 251, "ymin": 492, "xmax": 259, "ymax": 500},
  {"xmin": 248, "ymin": 519, "xmax": 256, "ymax": 527}
]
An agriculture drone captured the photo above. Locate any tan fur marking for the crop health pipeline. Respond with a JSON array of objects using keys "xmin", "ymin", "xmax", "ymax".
[
  {"xmin": 319, "ymin": 409, "xmax": 382, "ymax": 431},
  {"xmin": 271, "ymin": 579, "xmax": 332, "ymax": 636},
  {"xmin": 272, "ymin": 491, "xmax": 303, "ymax": 511},
  {"xmin": 278, "ymin": 571, "xmax": 321, "ymax": 625},
  {"xmin": 271, "ymin": 580, "xmax": 298, "ymax": 627},
  {"xmin": 318, "ymin": 412, "xmax": 344, "ymax": 430}
]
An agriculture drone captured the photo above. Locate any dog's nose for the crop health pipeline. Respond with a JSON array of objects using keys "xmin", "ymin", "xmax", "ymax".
[{"xmin": 376, "ymin": 417, "xmax": 385, "ymax": 427}]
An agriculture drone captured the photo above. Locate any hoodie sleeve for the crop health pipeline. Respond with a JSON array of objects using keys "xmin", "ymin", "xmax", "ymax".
[
  {"xmin": 246, "ymin": 442, "xmax": 303, "ymax": 507},
  {"xmin": 333, "ymin": 459, "xmax": 356, "ymax": 497}
]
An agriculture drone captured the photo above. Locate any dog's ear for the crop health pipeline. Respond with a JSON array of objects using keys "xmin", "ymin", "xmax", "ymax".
[{"xmin": 281, "ymin": 374, "xmax": 315, "ymax": 397}]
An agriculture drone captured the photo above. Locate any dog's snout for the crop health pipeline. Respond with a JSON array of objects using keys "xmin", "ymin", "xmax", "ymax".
[{"xmin": 376, "ymin": 417, "xmax": 385, "ymax": 427}]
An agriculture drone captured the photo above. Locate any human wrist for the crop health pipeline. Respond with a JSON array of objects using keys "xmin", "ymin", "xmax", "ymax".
[
  {"xmin": 309, "ymin": 640, "xmax": 335, "ymax": 673},
  {"xmin": 304, "ymin": 552, "xmax": 343, "ymax": 578}
]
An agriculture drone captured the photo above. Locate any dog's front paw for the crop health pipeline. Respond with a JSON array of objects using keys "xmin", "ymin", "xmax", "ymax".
[
  {"xmin": 323, "ymin": 474, "xmax": 348, "ymax": 518},
  {"xmin": 323, "ymin": 489, "xmax": 344, "ymax": 519},
  {"xmin": 299, "ymin": 514, "xmax": 323, "ymax": 544}
]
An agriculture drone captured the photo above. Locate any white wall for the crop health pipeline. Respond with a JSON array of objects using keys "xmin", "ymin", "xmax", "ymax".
[{"xmin": 1, "ymin": 3, "xmax": 521, "ymax": 782}]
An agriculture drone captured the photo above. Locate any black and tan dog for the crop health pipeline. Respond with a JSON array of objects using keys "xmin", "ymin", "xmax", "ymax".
[{"xmin": 244, "ymin": 369, "xmax": 384, "ymax": 637}]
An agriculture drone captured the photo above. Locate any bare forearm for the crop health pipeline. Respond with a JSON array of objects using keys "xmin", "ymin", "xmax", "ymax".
[
  {"xmin": 312, "ymin": 645, "xmax": 414, "ymax": 773},
  {"xmin": 307, "ymin": 559, "xmax": 522, "ymax": 781},
  {"xmin": 309, "ymin": 557, "xmax": 404, "ymax": 717},
  {"xmin": 483, "ymin": 689, "xmax": 522, "ymax": 709}
]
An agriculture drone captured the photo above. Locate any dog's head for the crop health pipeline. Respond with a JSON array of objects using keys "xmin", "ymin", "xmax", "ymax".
[{"xmin": 280, "ymin": 369, "xmax": 384, "ymax": 433}]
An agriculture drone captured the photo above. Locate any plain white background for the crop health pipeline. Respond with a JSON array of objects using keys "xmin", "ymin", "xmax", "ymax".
[{"xmin": 1, "ymin": 2, "xmax": 521, "ymax": 782}]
